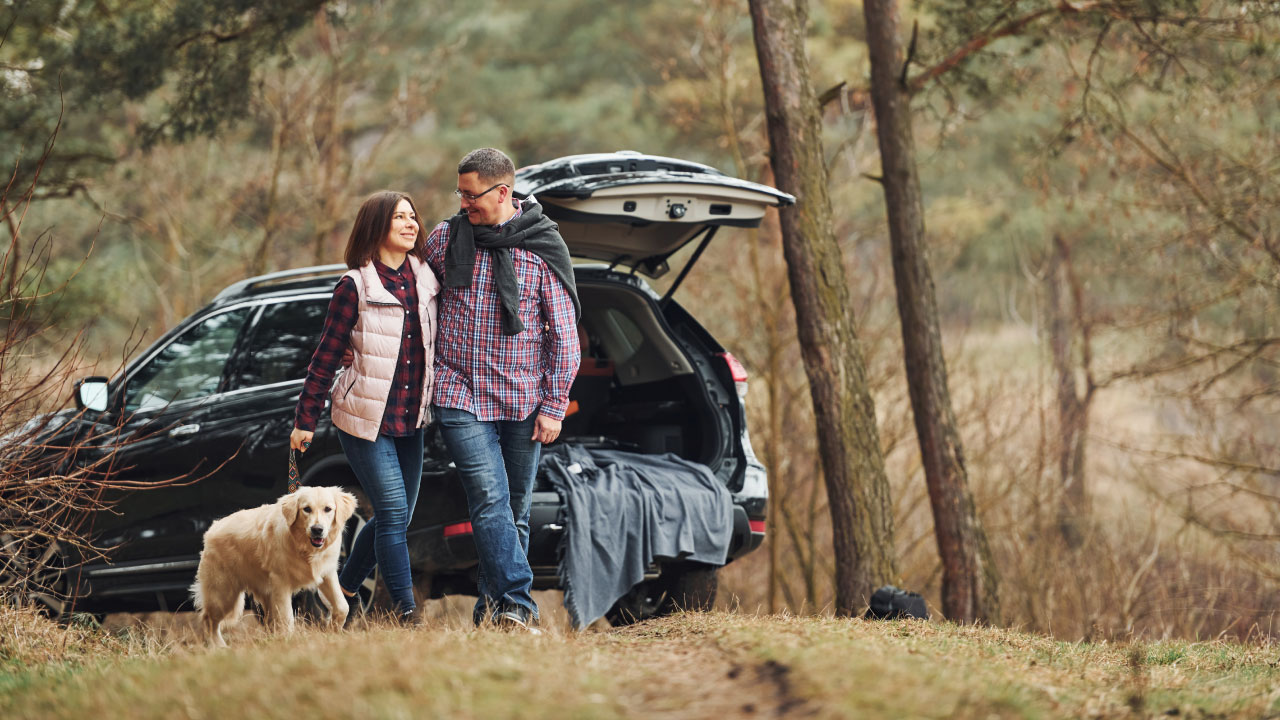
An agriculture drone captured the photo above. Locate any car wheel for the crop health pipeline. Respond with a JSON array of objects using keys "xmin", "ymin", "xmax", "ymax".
[
  {"xmin": 0, "ymin": 528, "xmax": 69, "ymax": 620},
  {"xmin": 604, "ymin": 579, "xmax": 665, "ymax": 626},
  {"xmin": 605, "ymin": 560, "xmax": 719, "ymax": 626},
  {"xmin": 294, "ymin": 487, "xmax": 377, "ymax": 623}
]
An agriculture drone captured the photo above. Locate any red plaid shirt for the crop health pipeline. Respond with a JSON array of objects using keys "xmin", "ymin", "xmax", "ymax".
[
  {"xmin": 295, "ymin": 260, "xmax": 426, "ymax": 436},
  {"xmin": 425, "ymin": 199, "xmax": 580, "ymax": 421}
]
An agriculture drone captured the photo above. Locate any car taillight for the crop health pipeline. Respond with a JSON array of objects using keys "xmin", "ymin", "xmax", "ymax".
[
  {"xmin": 443, "ymin": 522, "xmax": 473, "ymax": 538},
  {"xmin": 718, "ymin": 352, "xmax": 749, "ymax": 399}
]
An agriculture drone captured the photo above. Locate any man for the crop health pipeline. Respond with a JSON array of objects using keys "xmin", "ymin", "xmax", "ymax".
[{"xmin": 424, "ymin": 148, "xmax": 580, "ymax": 631}]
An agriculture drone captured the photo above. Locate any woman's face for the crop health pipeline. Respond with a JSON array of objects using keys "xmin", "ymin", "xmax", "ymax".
[{"xmin": 382, "ymin": 198, "xmax": 419, "ymax": 256}]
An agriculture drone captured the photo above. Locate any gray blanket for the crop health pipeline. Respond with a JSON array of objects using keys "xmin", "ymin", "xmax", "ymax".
[{"xmin": 541, "ymin": 444, "xmax": 734, "ymax": 630}]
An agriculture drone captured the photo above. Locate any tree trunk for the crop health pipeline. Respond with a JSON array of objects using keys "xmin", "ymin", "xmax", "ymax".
[
  {"xmin": 312, "ymin": 19, "xmax": 343, "ymax": 266},
  {"xmin": 1047, "ymin": 234, "xmax": 1090, "ymax": 547},
  {"xmin": 748, "ymin": 0, "xmax": 898, "ymax": 616},
  {"xmin": 252, "ymin": 116, "xmax": 287, "ymax": 276},
  {"xmin": 862, "ymin": 0, "xmax": 1000, "ymax": 624}
]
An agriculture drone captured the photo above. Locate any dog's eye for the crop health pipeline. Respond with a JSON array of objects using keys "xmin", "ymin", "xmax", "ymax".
[
  {"xmin": 303, "ymin": 506, "xmax": 312, "ymax": 514},
  {"xmin": 324, "ymin": 506, "xmax": 333, "ymax": 513}
]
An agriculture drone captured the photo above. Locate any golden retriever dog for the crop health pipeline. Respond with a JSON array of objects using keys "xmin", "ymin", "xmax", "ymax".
[{"xmin": 191, "ymin": 486, "xmax": 357, "ymax": 646}]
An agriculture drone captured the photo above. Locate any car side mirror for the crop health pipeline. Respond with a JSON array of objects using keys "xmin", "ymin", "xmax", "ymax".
[{"xmin": 75, "ymin": 377, "xmax": 111, "ymax": 412}]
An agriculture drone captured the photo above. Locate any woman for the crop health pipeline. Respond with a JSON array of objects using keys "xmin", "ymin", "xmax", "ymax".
[{"xmin": 290, "ymin": 191, "xmax": 440, "ymax": 622}]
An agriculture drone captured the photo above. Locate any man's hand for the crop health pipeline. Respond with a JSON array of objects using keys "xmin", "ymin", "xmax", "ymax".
[
  {"xmin": 531, "ymin": 413, "xmax": 561, "ymax": 444},
  {"xmin": 290, "ymin": 428, "xmax": 315, "ymax": 451}
]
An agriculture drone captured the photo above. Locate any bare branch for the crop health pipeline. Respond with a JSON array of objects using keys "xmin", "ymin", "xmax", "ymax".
[{"xmin": 907, "ymin": 2, "xmax": 1090, "ymax": 95}]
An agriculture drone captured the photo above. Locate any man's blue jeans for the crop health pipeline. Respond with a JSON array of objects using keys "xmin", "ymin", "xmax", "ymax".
[
  {"xmin": 433, "ymin": 405, "xmax": 540, "ymax": 622},
  {"xmin": 336, "ymin": 427, "xmax": 424, "ymax": 614}
]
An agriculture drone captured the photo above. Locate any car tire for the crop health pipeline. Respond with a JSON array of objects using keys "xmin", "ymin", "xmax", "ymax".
[
  {"xmin": 605, "ymin": 560, "xmax": 718, "ymax": 626},
  {"xmin": 0, "ymin": 528, "xmax": 69, "ymax": 620},
  {"xmin": 293, "ymin": 486, "xmax": 377, "ymax": 623}
]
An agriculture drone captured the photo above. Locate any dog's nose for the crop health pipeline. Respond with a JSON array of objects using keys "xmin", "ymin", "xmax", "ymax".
[{"xmin": 309, "ymin": 526, "xmax": 325, "ymax": 538}]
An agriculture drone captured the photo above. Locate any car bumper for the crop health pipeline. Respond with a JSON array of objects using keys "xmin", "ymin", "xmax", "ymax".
[{"xmin": 411, "ymin": 490, "xmax": 766, "ymax": 582}]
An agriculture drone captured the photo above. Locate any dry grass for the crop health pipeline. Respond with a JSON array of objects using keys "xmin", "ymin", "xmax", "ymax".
[
  {"xmin": 714, "ymin": 320, "xmax": 1280, "ymax": 643},
  {"xmin": 2, "ymin": 605, "xmax": 1276, "ymax": 720},
  {"xmin": 0, "ymin": 607, "xmax": 166, "ymax": 669}
]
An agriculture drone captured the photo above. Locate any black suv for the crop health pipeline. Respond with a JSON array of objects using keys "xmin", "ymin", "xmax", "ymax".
[{"xmin": 19, "ymin": 152, "xmax": 792, "ymax": 623}]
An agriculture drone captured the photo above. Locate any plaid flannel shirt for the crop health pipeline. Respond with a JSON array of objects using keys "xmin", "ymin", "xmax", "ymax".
[
  {"xmin": 295, "ymin": 260, "xmax": 425, "ymax": 436},
  {"xmin": 425, "ymin": 199, "xmax": 580, "ymax": 422}
]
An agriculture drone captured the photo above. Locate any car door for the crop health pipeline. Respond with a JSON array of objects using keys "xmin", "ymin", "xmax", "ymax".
[
  {"xmin": 86, "ymin": 304, "xmax": 255, "ymax": 564},
  {"xmin": 212, "ymin": 293, "xmax": 332, "ymax": 520}
]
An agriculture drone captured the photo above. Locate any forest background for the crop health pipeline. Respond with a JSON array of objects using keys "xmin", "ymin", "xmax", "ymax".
[{"xmin": 3, "ymin": 0, "xmax": 1278, "ymax": 642}]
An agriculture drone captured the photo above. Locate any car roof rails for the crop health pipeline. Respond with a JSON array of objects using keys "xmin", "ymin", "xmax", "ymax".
[{"xmin": 213, "ymin": 264, "xmax": 347, "ymax": 302}]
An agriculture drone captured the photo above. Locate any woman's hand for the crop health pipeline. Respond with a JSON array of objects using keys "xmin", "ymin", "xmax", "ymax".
[{"xmin": 290, "ymin": 428, "xmax": 315, "ymax": 451}]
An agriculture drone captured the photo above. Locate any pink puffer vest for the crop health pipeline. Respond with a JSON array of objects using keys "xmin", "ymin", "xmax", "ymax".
[{"xmin": 330, "ymin": 256, "xmax": 440, "ymax": 441}]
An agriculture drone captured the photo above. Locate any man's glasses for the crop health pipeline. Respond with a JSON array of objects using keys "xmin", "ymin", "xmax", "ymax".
[{"xmin": 454, "ymin": 183, "xmax": 508, "ymax": 203}]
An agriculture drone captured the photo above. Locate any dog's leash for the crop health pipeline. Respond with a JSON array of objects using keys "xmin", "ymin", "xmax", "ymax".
[{"xmin": 287, "ymin": 440, "xmax": 311, "ymax": 493}]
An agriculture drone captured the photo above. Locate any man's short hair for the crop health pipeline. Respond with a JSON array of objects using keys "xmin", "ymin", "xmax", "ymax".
[{"xmin": 458, "ymin": 148, "xmax": 515, "ymax": 183}]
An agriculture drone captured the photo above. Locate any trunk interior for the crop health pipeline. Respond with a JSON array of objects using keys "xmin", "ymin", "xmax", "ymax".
[{"xmin": 544, "ymin": 278, "xmax": 724, "ymax": 485}]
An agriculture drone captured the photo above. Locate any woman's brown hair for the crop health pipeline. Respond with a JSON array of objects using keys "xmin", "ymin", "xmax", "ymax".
[{"xmin": 343, "ymin": 191, "xmax": 425, "ymax": 269}]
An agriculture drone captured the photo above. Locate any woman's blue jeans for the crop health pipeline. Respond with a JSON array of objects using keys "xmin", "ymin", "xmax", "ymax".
[
  {"xmin": 433, "ymin": 405, "xmax": 540, "ymax": 622},
  {"xmin": 336, "ymin": 426, "xmax": 423, "ymax": 614}
]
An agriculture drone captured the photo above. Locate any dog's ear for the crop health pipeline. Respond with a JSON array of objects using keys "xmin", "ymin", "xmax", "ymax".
[
  {"xmin": 334, "ymin": 489, "xmax": 357, "ymax": 527},
  {"xmin": 280, "ymin": 492, "xmax": 301, "ymax": 526}
]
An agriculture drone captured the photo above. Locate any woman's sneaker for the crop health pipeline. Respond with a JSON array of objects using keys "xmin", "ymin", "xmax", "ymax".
[{"xmin": 394, "ymin": 612, "xmax": 418, "ymax": 628}]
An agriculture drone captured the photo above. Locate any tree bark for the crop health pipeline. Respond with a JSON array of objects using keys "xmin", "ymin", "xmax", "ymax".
[
  {"xmin": 748, "ymin": 0, "xmax": 898, "ymax": 616},
  {"xmin": 252, "ymin": 114, "xmax": 288, "ymax": 276},
  {"xmin": 862, "ymin": 0, "xmax": 1000, "ymax": 624},
  {"xmin": 1047, "ymin": 234, "xmax": 1090, "ymax": 547}
]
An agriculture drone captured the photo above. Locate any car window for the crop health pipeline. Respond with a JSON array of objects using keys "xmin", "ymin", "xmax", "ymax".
[
  {"xmin": 232, "ymin": 298, "xmax": 328, "ymax": 389},
  {"xmin": 124, "ymin": 307, "xmax": 252, "ymax": 412}
]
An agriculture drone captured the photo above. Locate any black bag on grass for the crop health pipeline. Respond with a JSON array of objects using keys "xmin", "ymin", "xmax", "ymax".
[{"xmin": 864, "ymin": 585, "xmax": 929, "ymax": 620}]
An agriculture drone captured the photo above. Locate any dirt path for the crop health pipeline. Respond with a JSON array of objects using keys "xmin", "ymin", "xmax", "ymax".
[{"xmin": 603, "ymin": 623, "xmax": 815, "ymax": 718}]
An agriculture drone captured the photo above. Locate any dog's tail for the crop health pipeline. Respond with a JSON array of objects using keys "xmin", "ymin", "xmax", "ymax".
[{"xmin": 191, "ymin": 549, "xmax": 208, "ymax": 612}]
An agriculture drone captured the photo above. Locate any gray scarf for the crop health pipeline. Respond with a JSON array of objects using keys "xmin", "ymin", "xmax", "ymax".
[{"xmin": 444, "ymin": 198, "xmax": 581, "ymax": 335}]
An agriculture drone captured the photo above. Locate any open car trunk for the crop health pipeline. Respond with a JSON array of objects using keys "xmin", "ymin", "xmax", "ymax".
[
  {"xmin": 514, "ymin": 152, "xmax": 780, "ymax": 600},
  {"xmin": 552, "ymin": 278, "xmax": 722, "ymax": 472},
  {"xmin": 514, "ymin": 148, "xmax": 793, "ymax": 479},
  {"xmin": 514, "ymin": 150, "xmax": 793, "ymax": 483}
]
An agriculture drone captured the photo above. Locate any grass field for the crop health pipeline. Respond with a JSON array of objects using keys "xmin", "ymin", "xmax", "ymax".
[{"xmin": 2, "ymin": 603, "xmax": 1276, "ymax": 720}]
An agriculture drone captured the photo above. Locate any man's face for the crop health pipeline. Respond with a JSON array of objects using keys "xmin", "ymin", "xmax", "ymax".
[{"xmin": 457, "ymin": 171, "xmax": 510, "ymax": 226}]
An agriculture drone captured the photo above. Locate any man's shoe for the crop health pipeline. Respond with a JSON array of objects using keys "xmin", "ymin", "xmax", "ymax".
[{"xmin": 495, "ymin": 607, "xmax": 542, "ymax": 635}]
